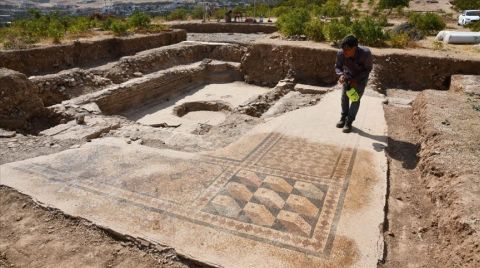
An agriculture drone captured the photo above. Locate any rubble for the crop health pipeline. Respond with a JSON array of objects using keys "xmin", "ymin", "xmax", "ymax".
[{"xmin": 0, "ymin": 68, "xmax": 48, "ymax": 131}]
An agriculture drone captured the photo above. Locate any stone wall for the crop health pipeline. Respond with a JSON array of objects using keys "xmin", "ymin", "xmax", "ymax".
[
  {"xmin": 0, "ymin": 30, "xmax": 186, "ymax": 76},
  {"xmin": 28, "ymin": 42, "xmax": 246, "ymax": 107},
  {"xmin": 169, "ymin": 22, "xmax": 277, "ymax": 34},
  {"xmin": 91, "ymin": 42, "xmax": 246, "ymax": 84},
  {"xmin": 69, "ymin": 61, "xmax": 242, "ymax": 115},
  {"xmin": 374, "ymin": 53, "xmax": 480, "ymax": 90},
  {"xmin": 241, "ymin": 43, "xmax": 338, "ymax": 87}
]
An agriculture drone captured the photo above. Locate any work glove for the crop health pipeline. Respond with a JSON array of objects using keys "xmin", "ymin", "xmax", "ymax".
[{"xmin": 346, "ymin": 87, "xmax": 360, "ymax": 102}]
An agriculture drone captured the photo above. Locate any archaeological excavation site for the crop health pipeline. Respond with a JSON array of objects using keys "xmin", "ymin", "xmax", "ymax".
[{"xmin": 1, "ymin": 27, "xmax": 479, "ymax": 268}]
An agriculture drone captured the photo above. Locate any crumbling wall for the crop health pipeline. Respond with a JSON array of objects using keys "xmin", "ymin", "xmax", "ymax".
[
  {"xmin": 241, "ymin": 43, "xmax": 338, "ymax": 87},
  {"xmin": 169, "ymin": 22, "xmax": 277, "ymax": 34},
  {"xmin": 0, "ymin": 30, "xmax": 186, "ymax": 76},
  {"xmin": 31, "ymin": 68, "xmax": 112, "ymax": 106},
  {"xmin": 375, "ymin": 53, "xmax": 480, "ymax": 90},
  {"xmin": 241, "ymin": 43, "xmax": 480, "ymax": 90},
  {"xmin": 0, "ymin": 68, "xmax": 62, "ymax": 132},
  {"xmin": 72, "ymin": 61, "xmax": 242, "ymax": 115},
  {"xmin": 91, "ymin": 42, "xmax": 246, "ymax": 84},
  {"xmin": 24, "ymin": 42, "xmax": 246, "ymax": 108}
]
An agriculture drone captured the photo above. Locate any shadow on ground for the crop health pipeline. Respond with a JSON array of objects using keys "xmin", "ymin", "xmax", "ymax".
[{"xmin": 353, "ymin": 127, "xmax": 419, "ymax": 170}]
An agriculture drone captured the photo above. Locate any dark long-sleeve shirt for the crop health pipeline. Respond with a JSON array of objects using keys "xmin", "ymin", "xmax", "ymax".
[{"xmin": 334, "ymin": 46, "xmax": 373, "ymax": 83}]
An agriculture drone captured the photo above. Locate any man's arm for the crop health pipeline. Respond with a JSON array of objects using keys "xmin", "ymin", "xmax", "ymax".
[
  {"xmin": 351, "ymin": 49, "xmax": 373, "ymax": 81},
  {"xmin": 334, "ymin": 51, "xmax": 344, "ymax": 76}
]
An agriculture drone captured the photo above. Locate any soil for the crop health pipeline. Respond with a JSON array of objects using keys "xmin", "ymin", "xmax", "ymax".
[
  {"xmin": 0, "ymin": 186, "xmax": 198, "ymax": 268},
  {"xmin": 381, "ymin": 89, "xmax": 438, "ymax": 267},
  {"xmin": 412, "ymin": 90, "xmax": 480, "ymax": 268},
  {"xmin": 381, "ymin": 88, "xmax": 480, "ymax": 268}
]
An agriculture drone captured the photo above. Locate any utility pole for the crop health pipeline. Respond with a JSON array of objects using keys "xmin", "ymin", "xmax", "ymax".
[{"xmin": 253, "ymin": 0, "xmax": 256, "ymax": 20}]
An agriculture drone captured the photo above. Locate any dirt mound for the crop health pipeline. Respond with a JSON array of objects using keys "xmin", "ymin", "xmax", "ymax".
[
  {"xmin": 0, "ymin": 186, "xmax": 192, "ymax": 268},
  {"xmin": 412, "ymin": 89, "xmax": 480, "ymax": 267},
  {"xmin": 0, "ymin": 68, "xmax": 46, "ymax": 131}
]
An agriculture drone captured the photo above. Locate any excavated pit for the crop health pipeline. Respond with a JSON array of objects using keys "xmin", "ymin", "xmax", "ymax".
[
  {"xmin": 26, "ymin": 41, "xmax": 329, "ymax": 149},
  {"xmin": 2, "ymin": 37, "xmax": 480, "ymax": 268}
]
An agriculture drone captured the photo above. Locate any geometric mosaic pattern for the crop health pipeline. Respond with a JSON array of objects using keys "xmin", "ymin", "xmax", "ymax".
[
  {"xmin": 196, "ymin": 133, "xmax": 357, "ymax": 257},
  {"xmin": 256, "ymin": 137, "xmax": 342, "ymax": 178},
  {"xmin": 202, "ymin": 169, "xmax": 328, "ymax": 238}
]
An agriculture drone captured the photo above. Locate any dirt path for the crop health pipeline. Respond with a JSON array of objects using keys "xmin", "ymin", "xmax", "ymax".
[{"xmin": 381, "ymin": 87, "xmax": 480, "ymax": 268}]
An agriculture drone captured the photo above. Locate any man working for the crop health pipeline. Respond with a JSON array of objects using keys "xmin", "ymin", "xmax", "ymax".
[{"xmin": 334, "ymin": 35, "xmax": 373, "ymax": 133}]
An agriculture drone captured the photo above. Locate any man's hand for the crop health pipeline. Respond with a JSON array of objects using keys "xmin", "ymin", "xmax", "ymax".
[
  {"xmin": 349, "ymin": 79, "xmax": 358, "ymax": 88},
  {"xmin": 338, "ymin": 75, "xmax": 345, "ymax": 84}
]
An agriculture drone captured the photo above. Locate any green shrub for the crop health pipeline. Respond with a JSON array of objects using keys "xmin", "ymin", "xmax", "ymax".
[
  {"xmin": 388, "ymin": 32, "xmax": 410, "ymax": 48},
  {"xmin": 167, "ymin": 9, "xmax": 189, "ymax": 21},
  {"xmin": 129, "ymin": 11, "xmax": 151, "ymax": 29},
  {"xmin": 47, "ymin": 19, "xmax": 65, "ymax": 43},
  {"xmin": 377, "ymin": 14, "xmax": 389, "ymax": 27},
  {"xmin": 452, "ymin": 0, "xmax": 480, "ymax": 10},
  {"xmin": 213, "ymin": 8, "xmax": 225, "ymax": 21},
  {"xmin": 322, "ymin": 19, "xmax": 351, "ymax": 43},
  {"xmin": 111, "ymin": 20, "xmax": 128, "ymax": 36},
  {"xmin": 316, "ymin": 0, "xmax": 351, "ymax": 17},
  {"xmin": 409, "ymin": 12, "xmax": 445, "ymax": 35},
  {"xmin": 9, "ymin": 10, "xmax": 68, "ymax": 43},
  {"xmin": 432, "ymin": 40, "xmax": 444, "ymax": 50},
  {"xmin": 351, "ymin": 17, "xmax": 386, "ymax": 46},
  {"xmin": 255, "ymin": 4, "xmax": 271, "ymax": 17},
  {"xmin": 191, "ymin": 6, "xmax": 204, "ymax": 20},
  {"xmin": 272, "ymin": 6, "xmax": 290, "ymax": 17},
  {"xmin": 305, "ymin": 18, "xmax": 325, "ymax": 41},
  {"xmin": 1, "ymin": 27, "xmax": 35, "ymax": 49},
  {"xmin": 101, "ymin": 17, "xmax": 114, "ymax": 31},
  {"xmin": 67, "ymin": 16, "xmax": 94, "ymax": 34},
  {"xmin": 378, "ymin": 0, "xmax": 409, "ymax": 9},
  {"xmin": 276, "ymin": 8, "xmax": 310, "ymax": 36}
]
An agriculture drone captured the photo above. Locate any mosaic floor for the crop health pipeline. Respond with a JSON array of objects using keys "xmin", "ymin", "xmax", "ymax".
[
  {"xmin": 1, "ymin": 89, "xmax": 387, "ymax": 267},
  {"xmin": 4, "ymin": 132, "xmax": 355, "ymax": 258}
]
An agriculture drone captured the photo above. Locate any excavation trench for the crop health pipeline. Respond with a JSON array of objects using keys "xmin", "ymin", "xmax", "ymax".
[{"xmin": 1, "ymin": 39, "xmax": 480, "ymax": 268}]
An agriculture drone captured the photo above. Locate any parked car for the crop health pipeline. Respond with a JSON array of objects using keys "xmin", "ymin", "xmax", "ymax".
[{"xmin": 458, "ymin": 10, "xmax": 480, "ymax": 26}]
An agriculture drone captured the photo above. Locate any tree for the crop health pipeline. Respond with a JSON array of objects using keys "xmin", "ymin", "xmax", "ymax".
[{"xmin": 378, "ymin": 0, "xmax": 409, "ymax": 9}]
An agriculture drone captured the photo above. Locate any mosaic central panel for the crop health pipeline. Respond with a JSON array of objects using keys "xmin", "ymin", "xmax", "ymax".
[
  {"xmin": 202, "ymin": 169, "xmax": 328, "ymax": 238},
  {"xmin": 193, "ymin": 134, "xmax": 356, "ymax": 257}
]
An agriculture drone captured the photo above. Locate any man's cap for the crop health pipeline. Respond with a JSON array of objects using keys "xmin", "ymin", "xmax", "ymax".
[{"xmin": 341, "ymin": 35, "xmax": 358, "ymax": 49}]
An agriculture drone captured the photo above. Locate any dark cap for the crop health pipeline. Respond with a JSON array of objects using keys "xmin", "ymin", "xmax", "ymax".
[{"xmin": 341, "ymin": 35, "xmax": 358, "ymax": 49}]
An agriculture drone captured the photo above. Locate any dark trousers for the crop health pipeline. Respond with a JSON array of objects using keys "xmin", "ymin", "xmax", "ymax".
[{"xmin": 341, "ymin": 81, "xmax": 366, "ymax": 123}]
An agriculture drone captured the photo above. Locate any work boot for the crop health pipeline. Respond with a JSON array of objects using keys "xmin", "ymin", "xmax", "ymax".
[
  {"xmin": 342, "ymin": 122, "xmax": 352, "ymax": 133},
  {"xmin": 336, "ymin": 118, "xmax": 346, "ymax": 128}
]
